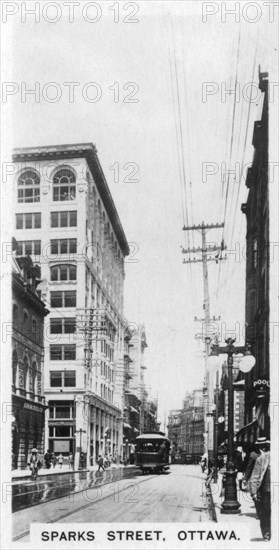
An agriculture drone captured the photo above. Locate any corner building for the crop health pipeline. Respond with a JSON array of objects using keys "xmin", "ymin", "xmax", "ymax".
[
  {"xmin": 12, "ymin": 143, "xmax": 130, "ymax": 467},
  {"xmin": 12, "ymin": 251, "xmax": 49, "ymax": 469}
]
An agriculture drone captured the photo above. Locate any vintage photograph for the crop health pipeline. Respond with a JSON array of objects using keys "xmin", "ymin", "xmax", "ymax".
[{"xmin": 1, "ymin": 1, "xmax": 278, "ymax": 548}]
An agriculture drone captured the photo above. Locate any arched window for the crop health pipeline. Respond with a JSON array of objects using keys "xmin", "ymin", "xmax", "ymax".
[
  {"xmin": 23, "ymin": 311, "xmax": 29, "ymax": 334},
  {"xmin": 32, "ymin": 319, "xmax": 37, "ymax": 342},
  {"xmin": 13, "ymin": 304, "xmax": 19, "ymax": 328},
  {"xmin": 53, "ymin": 169, "xmax": 76, "ymax": 201},
  {"xmin": 30, "ymin": 361, "xmax": 36, "ymax": 393},
  {"xmin": 23, "ymin": 357, "xmax": 28, "ymax": 390},
  {"xmin": 50, "ymin": 264, "xmax": 77, "ymax": 281},
  {"xmin": 18, "ymin": 170, "xmax": 40, "ymax": 203},
  {"xmin": 12, "ymin": 350, "xmax": 18, "ymax": 387}
]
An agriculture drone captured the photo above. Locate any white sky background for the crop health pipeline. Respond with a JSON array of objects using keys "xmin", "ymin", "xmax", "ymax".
[{"xmin": 2, "ymin": 0, "xmax": 278, "ymax": 425}]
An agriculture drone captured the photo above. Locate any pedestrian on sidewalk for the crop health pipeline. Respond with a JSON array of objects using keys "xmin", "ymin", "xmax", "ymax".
[
  {"xmin": 98, "ymin": 455, "xmax": 105, "ymax": 472},
  {"xmin": 44, "ymin": 449, "xmax": 52, "ymax": 469},
  {"xmin": 249, "ymin": 437, "xmax": 271, "ymax": 542},
  {"xmin": 233, "ymin": 446, "xmax": 247, "ymax": 491},
  {"xmin": 51, "ymin": 452, "xmax": 57, "ymax": 469},
  {"xmin": 242, "ymin": 444, "xmax": 260, "ymax": 492},
  {"xmin": 68, "ymin": 453, "xmax": 74, "ymax": 469},
  {"xmin": 200, "ymin": 453, "xmax": 207, "ymax": 473},
  {"xmin": 58, "ymin": 453, "xmax": 63, "ymax": 469}
]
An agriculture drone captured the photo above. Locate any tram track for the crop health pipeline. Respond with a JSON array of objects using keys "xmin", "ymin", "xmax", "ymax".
[
  {"xmin": 12, "ymin": 468, "xmax": 138, "ymax": 512},
  {"xmin": 12, "ymin": 472, "xmax": 158, "ymax": 541}
]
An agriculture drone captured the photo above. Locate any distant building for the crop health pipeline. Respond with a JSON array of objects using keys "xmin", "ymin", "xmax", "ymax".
[
  {"xmin": 12, "ymin": 247, "xmax": 49, "ymax": 469},
  {"xmin": 167, "ymin": 410, "xmax": 182, "ymax": 456},
  {"xmin": 240, "ymin": 71, "xmax": 270, "ymax": 442},
  {"xmin": 122, "ymin": 324, "xmax": 158, "ymax": 462},
  {"xmin": 181, "ymin": 390, "xmax": 204, "ymax": 461}
]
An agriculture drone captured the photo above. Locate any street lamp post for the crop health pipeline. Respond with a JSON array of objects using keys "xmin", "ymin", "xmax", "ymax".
[
  {"xmin": 207, "ymin": 337, "xmax": 255, "ymax": 514},
  {"xmin": 213, "ymin": 370, "xmax": 219, "ymax": 483},
  {"xmin": 75, "ymin": 428, "xmax": 86, "ymax": 470}
]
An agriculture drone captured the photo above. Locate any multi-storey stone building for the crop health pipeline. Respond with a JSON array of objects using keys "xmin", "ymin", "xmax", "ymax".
[
  {"xmin": 12, "ymin": 143, "xmax": 129, "ymax": 467},
  {"xmin": 180, "ymin": 389, "xmax": 204, "ymax": 462},
  {"xmin": 240, "ymin": 71, "xmax": 270, "ymax": 442},
  {"xmin": 167, "ymin": 410, "xmax": 182, "ymax": 458},
  {"xmin": 12, "ymin": 247, "xmax": 49, "ymax": 469}
]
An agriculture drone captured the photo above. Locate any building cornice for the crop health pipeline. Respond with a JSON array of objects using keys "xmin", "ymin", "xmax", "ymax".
[{"xmin": 12, "ymin": 143, "xmax": 130, "ymax": 257}]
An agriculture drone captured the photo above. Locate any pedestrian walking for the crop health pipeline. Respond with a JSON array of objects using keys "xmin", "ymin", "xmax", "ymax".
[
  {"xmin": 68, "ymin": 453, "xmax": 74, "ymax": 469},
  {"xmin": 97, "ymin": 455, "xmax": 105, "ymax": 472},
  {"xmin": 27, "ymin": 448, "xmax": 42, "ymax": 480},
  {"xmin": 44, "ymin": 449, "xmax": 52, "ymax": 469},
  {"xmin": 51, "ymin": 452, "xmax": 57, "ymax": 469},
  {"xmin": 104, "ymin": 454, "xmax": 110, "ymax": 468},
  {"xmin": 58, "ymin": 453, "xmax": 63, "ymax": 469},
  {"xmin": 249, "ymin": 437, "xmax": 271, "ymax": 541},
  {"xmin": 233, "ymin": 446, "xmax": 247, "ymax": 490},
  {"xmin": 242, "ymin": 444, "xmax": 260, "ymax": 492},
  {"xmin": 200, "ymin": 453, "xmax": 207, "ymax": 473}
]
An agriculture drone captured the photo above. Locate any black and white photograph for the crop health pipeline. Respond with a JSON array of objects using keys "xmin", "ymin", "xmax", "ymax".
[{"xmin": 1, "ymin": 1, "xmax": 278, "ymax": 549}]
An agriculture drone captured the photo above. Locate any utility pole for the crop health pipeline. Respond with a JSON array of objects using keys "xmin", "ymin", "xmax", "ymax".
[{"xmin": 182, "ymin": 221, "xmax": 226, "ymax": 463}]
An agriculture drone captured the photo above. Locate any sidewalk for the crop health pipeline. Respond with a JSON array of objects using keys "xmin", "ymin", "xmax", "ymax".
[
  {"xmin": 12, "ymin": 462, "xmax": 132, "ymax": 482},
  {"xmin": 209, "ymin": 472, "xmax": 263, "ymax": 541}
]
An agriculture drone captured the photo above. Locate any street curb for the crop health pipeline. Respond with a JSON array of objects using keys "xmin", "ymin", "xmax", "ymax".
[
  {"xmin": 12, "ymin": 464, "xmax": 135, "ymax": 482},
  {"xmin": 206, "ymin": 483, "xmax": 217, "ymax": 522},
  {"xmin": 12, "ymin": 469, "xmax": 82, "ymax": 481}
]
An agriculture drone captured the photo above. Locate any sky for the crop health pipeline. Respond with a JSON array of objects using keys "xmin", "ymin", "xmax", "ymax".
[{"xmin": 2, "ymin": 0, "xmax": 278, "ymax": 426}]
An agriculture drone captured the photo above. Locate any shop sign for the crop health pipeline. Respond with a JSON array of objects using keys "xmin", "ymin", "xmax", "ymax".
[
  {"xmin": 253, "ymin": 379, "xmax": 270, "ymax": 388},
  {"xmin": 23, "ymin": 403, "xmax": 43, "ymax": 413}
]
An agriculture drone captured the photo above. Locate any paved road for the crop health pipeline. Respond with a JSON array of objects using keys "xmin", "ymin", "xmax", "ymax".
[
  {"xmin": 12, "ymin": 466, "xmax": 138, "ymax": 512},
  {"xmin": 12, "ymin": 465, "xmax": 212, "ymax": 542}
]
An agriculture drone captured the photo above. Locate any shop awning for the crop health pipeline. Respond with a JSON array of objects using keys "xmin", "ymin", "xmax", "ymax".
[
  {"xmin": 130, "ymin": 406, "xmax": 139, "ymax": 414},
  {"xmin": 234, "ymin": 420, "xmax": 258, "ymax": 444},
  {"xmin": 123, "ymin": 423, "xmax": 132, "ymax": 429},
  {"xmin": 133, "ymin": 427, "xmax": 139, "ymax": 433}
]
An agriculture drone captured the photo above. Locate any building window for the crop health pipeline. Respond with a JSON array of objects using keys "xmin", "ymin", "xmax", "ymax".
[
  {"xmin": 50, "ymin": 290, "xmax": 76, "ymax": 308},
  {"xmin": 17, "ymin": 170, "xmax": 40, "ymax": 203},
  {"xmin": 50, "ymin": 371, "xmax": 76, "ymax": 387},
  {"xmin": 30, "ymin": 361, "xmax": 37, "ymax": 393},
  {"xmin": 13, "ymin": 304, "xmax": 19, "ymax": 328},
  {"xmin": 50, "ymin": 344, "xmax": 76, "ymax": 360},
  {"xmin": 12, "ymin": 350, "xmax": 18, "ymax": 386},
  {"xmin": 16, "ymin": 213, "xmax": 41, "ymax": 229},
  {"xmin": 51, "ymin": 211, "xmax": 77, "ymax": 228},
  {"xmin": 253, "ymin": 238, "xmax": 258, "ymax": 268},
  {"xmin": 31, "ymin": 318, "xmax": 37, "ymax": 342},
  {"xmin": 50, "ymin": 264, "xmax": 76, "ymax": 281},
  {"xmin": 49, "ymin": 403, "xmax": 73, "ymax": 419},
  {"xmin": 16, "ymin": 240, "xmax": 41, "ymax": 256},
  {"xmin": 53, "ymin": 169, "xmax": 76, "ymax": 201},
  {"xmin": 50, "ymin": 239, "xmax": 77, "ymax": 255},
  {"xmin": 23, "ymin": 311, "xmax": 29, "ymax": 334},
  {"xmin": 50, "ymin": 317, "xmax": 76, "ymax": 334},
  {"xmin": 49, "ymin": 426, "xmax": 73, "ymax": 438}
]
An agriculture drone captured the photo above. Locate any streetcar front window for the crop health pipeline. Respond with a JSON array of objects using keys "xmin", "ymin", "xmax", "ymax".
[{"xmin": 136, "ymin": 439, "xmax": 166, "ymax": 452}]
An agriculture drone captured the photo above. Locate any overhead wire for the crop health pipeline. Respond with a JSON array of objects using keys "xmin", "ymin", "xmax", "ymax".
[
  {"xmin": 215, "ymin": 25, "xmax": 242, "ymax": 317},
  {"xmin": 164, "ymin": 11, "xmax": 198, "ymax": 318},
  {"xmin": 219, "ymin": 30, "xmax": 259, "ymax": 316}
]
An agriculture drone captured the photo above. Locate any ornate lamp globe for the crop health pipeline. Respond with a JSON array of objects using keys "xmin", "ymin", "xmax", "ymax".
[{"xmin": 239, "ymin": 349, "xmax": 256, "ymax": 373}]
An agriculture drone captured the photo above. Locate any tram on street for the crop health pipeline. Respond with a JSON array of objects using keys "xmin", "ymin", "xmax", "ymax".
[{"xmin": 135, "ymin": 432, "xmax": 171, "ymax": 474}]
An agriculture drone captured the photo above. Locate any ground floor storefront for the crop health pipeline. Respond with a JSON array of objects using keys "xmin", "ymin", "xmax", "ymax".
[
  {"xmin": 45, "ymin": 394, "xmax": 122, "ymax": 468},
  {"xmin": 12, "ymin": 395, "xmax": 46, "ymax": 470}
]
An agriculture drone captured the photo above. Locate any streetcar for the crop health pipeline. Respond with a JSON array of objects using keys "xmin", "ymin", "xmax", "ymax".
[{"xmin": 135, "ymin": 432, "xmax": 171, "ymax": 474}]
